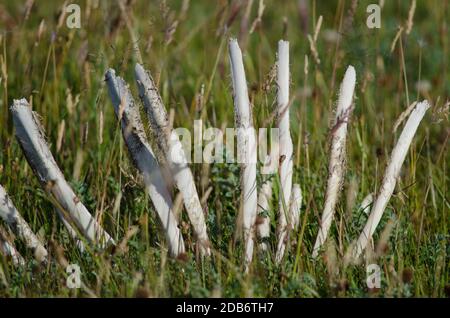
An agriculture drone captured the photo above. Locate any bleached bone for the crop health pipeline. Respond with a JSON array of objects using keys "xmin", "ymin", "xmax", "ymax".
[
  {"xmin": 312, "ymin": 66, "xmax": 356, "ymax": 258},
  {"xmin": 0, "ymin": 229, "xmax": 25, "ymax": 266},
  {"xmin": 229, "ymin": 39, "xmax": 258, "ymax": 267},
  {"xmin": 135, "ymin": 63, "xmax": 210, "ymax": 256},
  {"xmin": 0, "ymin": 185, "xmax": 48, "ymax": 262},
  {"xmin": 11, "ymin": 99, "xmax": 114, "ymax": 249},
  {"xmin": 290, "ymin": 183, "xmax": 302, "ymax": 230},
  {"xmin": 351, "ymin": 100, "xmax": 430, "ymax": 260},
  {"xmin": 358, "ymin": 193, "xmax": 374, "ymax": 215},
  {"xmin": 275, "ymin": 40, "xmax": 294, "ymax": 264},
  {"xmin": 105, "ymin": 69, "xmax": 185, "ymax": 257}
]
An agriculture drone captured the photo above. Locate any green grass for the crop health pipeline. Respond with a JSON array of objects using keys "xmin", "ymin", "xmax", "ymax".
[{"xmin": 0, "ymin": 0, "xmax": 448, "ymax": 297}]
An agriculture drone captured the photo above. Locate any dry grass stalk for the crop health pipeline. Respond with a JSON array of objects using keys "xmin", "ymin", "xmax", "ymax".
[
  {"xmin": 229, "ymin": 39, "xmax": 258, "ymax": 267},
  {"xmin": 275, "ymin": 40, "xmax": 293, "ymax": 264},
  {"xmin": 135, "ymin": 63, "xmax": 210, "ymax": 256},
  {"xmin": 56, "ymin": 119, "xmax": 65, "ymax": 152},
  {"xmin": 105, "ymin": 69, "xmax": 185, "ymax": 257},
  {"xmin": 11, "ymin": 99, "xmax": 114, "ymax": 249},
  {"xmin": 351, "ymin": 100, "xmax": 430, "ymax": 260},
  {"xmin": 392, "ymin": 101, "xmax": 418, "ymax": 133},
  {"xmin": 289, "ymin": 183, "xmax": 302, "ymax": 230},
  {"xmin": 312, "ymin": 65, "xmax": 356, "ymax": 258},
  {"xmin": 249, "ymin": 0, "xmax": 265, "ymax": 33},
  {"xmin": 405, "ymin": 0, "xmax": 416, "ymax": 35},
  {"xmin": 0, "ymin": 184, "xmax": 48, "ymax": 262},
  {"xmin": 117, "ymin": 0, "xmax": 143, "ymax": 64},
  {"xmin": 390, "ymin": 27, "xmax": 404, "ymax": 54},
  {"xmin": 307, "ymin": 15, "xmax": 322, "ymax": 64}
]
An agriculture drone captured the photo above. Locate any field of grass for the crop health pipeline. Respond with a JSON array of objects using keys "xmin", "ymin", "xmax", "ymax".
[{"xmin": 0, "ymin": 0, "xmax": 448, "ymax": 297}]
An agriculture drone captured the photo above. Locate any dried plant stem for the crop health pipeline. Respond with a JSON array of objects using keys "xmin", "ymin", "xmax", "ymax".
[
  {"xmin": 249, "ymin": 0, "xmax": 265, "ymax": 33},
  {"xmin": 307, "ymin": 15, "xmax": 322, "ymax": 64},
  {"xmin": 105, "ymin": 69, "xmax": 185, "ymax": 257},
  {"xmin": 275, "ymin": 40, "xmax": 293, "ymax": 264},
  {"xmin": 392, "ymin": 101, "xmax": 418, "ymax": 133},
  {"xmin": 312, "ymin": 65, "xmax": 356, "ymax": 258},
  {"xmin": 117, "ymin": 0, "xmax": 143, "ymax": 64},
  {"xmin": 0, "ymin": 185, "xmax": 48, "ymax": 262},
  {"xmin": 405, "ymin": 0, "xmax": 416, "ymax": 35},
  {"xmin": 11, "ymin": 99, "xmax": 114, "ymax": 249},
  {"xmin": 352, "ymin": 100, "xmax": 430, "ymax": 260},
  {"xmin": 229, "ymin": 39, "xmax": 258, "ymax": 266},
  {"xmin": 135, "ymin": 63, "xmax": 210, "ymax": 256},
  {"xmin": 290, "ymin": 183, "xmax": 302, "ymax": 230}
]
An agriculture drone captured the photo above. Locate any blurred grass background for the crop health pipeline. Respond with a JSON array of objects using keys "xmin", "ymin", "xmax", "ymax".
[{"xmin": 0, "ymin": 0, "xmax": 448, "ymax": 297}]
